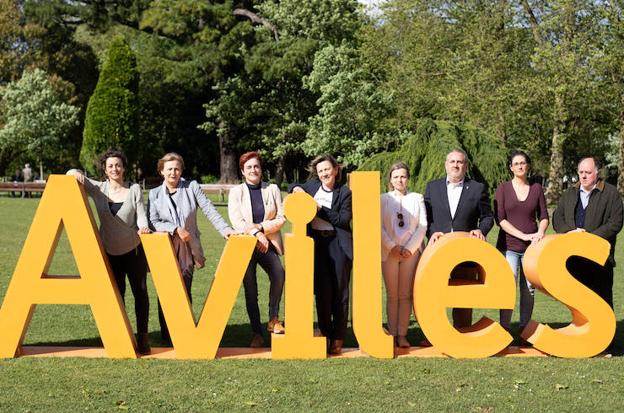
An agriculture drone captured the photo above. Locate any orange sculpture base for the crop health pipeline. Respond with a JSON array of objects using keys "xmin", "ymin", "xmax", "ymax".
[{"xmin": 17, "ymin": 345, "xmax": 560, "ymax": 359}]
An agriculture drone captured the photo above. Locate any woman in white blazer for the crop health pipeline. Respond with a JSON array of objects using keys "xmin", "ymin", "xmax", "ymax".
[
  {"xmin": 381, "ymin": 162, "xmax": 427, "ymax": 348},
  {"xmin": 148, "ymin": 152, "xmax": 235, "ymax": 343},
  {"xmin": 228, "ymin": 151, "xmax": 286, "ymax": 348}
]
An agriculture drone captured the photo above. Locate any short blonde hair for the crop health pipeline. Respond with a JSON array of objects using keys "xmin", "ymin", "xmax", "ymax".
[{"xmin": 157, "ymin": 152, "xmax": 185, "ymax": 175}]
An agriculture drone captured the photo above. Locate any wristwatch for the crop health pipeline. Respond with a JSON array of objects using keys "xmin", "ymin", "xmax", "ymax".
[{"xmin": 250, "ymin": 228, "xmax": 260, "ymax": 237}]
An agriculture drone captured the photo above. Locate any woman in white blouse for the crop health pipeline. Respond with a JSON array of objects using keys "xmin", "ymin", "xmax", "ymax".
[{"xmin": 381, "ymin": 162, "xmax": 427, "ymax": 348}]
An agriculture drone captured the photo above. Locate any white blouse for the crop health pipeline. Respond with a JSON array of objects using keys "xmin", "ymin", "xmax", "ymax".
[
  {"xmin": 311, "ymin": 186, "xmax": 335, "ymax": 230},
  {"xmin": 380, "ymin": 191, "xmax": 427, "ymax": 261}
]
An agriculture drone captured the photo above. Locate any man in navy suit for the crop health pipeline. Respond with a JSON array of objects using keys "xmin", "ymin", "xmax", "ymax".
[{"xmin": 424, "ymin": 149, "xmax": 494, "ymax": 328}]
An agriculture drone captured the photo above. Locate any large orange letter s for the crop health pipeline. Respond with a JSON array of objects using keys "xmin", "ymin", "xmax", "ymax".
[{"xmin": 521, "ymin": 233, "xmax": 615, "ymax": 357}]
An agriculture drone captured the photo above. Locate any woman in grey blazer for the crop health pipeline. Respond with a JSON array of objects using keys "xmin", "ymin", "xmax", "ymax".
[
  {"xmin": 148, "ymin": 152, "xmax": 235, "ymax": 343},
  {"xmin": 67, "ymin": 148, "xmax": 152, "ymax": 354}
]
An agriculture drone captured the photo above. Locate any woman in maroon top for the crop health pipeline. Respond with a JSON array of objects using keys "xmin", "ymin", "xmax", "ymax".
[{"xmin": 495, "ymin": 150, "xmax": 549, "ymax": 334}]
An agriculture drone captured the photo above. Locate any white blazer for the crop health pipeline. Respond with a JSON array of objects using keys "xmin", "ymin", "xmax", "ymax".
[
  {"xmin": 381, "ymin": 191, "xmax": 427, "ymax": 261},
  {"xmin": 228, "ymin": 182, "xmax": 285, "ymax": 255}
]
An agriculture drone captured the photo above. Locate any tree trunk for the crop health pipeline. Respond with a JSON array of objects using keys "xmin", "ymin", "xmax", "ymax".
[
  {"xmin": 274, "ymin": 156, "xmax": 285, "ymax": 187},
  {"xmin": 618, "ymin": 112, "xmax": 624, "ymax": 197},
  {"xmin": 218, "ymin": 121, "xmax": 238, "ymax": 183},
  {"xmin": 545, "ymin": 94, "xmax": 567, "ymax": 205},
  {"xmin": 0, "ymin": 147, "xmax": 15, "ymax": 177}
]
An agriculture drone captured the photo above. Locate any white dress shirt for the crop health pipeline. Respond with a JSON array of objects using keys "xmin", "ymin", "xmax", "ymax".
[{"xmin": 446, "ymin": 177, "xmax": 464, "ymax": 219}]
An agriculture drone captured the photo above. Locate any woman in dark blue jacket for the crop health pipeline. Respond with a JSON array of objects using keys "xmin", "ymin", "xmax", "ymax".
[{"xmin": 291, "ymin": 154, "xmax": 352, "ymax": 355}]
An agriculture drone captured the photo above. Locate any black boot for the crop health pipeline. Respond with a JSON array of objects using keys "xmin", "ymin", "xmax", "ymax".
[
  {"xmin": 160, "ymin": 327, "xmax": 171, "ymax": 345},
  {"xmin": 137, "ymin": 333, "xmax": 151, "ymax": 355}
]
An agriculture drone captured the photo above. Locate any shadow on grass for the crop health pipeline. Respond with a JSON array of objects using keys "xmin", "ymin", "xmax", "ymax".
[
  {"xmin": 25, "ymin": 319, "xmax": 624, "ymax": 356},
  {"xmin": 401, "ymin": 319, "xmax": 624, "ymax": 356},
  {"xmin": 523, "ymin": 320, "xmax": 624, "ymax": 356}
]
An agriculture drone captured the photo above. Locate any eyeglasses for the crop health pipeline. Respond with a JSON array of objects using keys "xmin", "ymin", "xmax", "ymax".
[{"xmin": 397, "ymin": 212, "xmax": 404, "ymax": 227}]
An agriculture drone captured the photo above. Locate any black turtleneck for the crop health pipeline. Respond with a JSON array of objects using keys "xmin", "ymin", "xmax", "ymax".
[{"xmin": 246, "ymin": 182, "xmax": 265, "ymax": 224}]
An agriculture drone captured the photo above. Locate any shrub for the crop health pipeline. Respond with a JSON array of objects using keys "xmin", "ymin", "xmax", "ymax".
[
  {"xmin": 359, "ymin": 119, "xmax": 508, "ymax": 195},
  {"xmin": 80, "ymin": 36, "xmax": 139, "ymax": 175}
]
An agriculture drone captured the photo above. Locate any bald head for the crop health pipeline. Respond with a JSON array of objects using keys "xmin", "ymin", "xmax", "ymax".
[
  {"xmin": 577, "ymin": 157, "xmax": 599, "ymax": 191},
  {"xmin": 445, "ymin": 149, "xmax": 467, "ymax": 183}
]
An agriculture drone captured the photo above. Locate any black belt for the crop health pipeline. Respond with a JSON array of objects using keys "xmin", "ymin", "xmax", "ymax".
[{"xmin": 311, "ymin": 229, "xmax": 336, "ymax": 238}]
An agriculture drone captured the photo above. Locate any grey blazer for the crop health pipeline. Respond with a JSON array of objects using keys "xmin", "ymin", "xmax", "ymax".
[
  {"xmin": 67, "ymin": 170, "xmax": 147, "ymax": 256},
  {"xmin": 148, "ymin": 179, "xmax": 231, "ymax": 269}
]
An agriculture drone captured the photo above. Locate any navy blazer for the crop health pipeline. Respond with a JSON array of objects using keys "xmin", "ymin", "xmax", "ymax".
[
  {"xmin": 289, "ymin": 180, "xmax": 353, "ymax": 260},
  {"xmin": 424, "ymin": 177, "xmax": 493, "ymax": 238}
]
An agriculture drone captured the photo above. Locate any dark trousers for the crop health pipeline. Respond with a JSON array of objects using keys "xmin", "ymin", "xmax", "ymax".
[
  {"xmin": 567, "ymin": 256, "xmax": 614, "ymax": 309},
  {"xmin": 243, "ymin": 247, "xmax": 285, "ymax": 334},
  {"xmin": 107, "ymin": 245, "xmax": 149, "ymax": 334},
  {"xmin": 158, "ymin": 268, "xmax": 193, "ymax": 341},
  {"xmin": 313, "ymin": 233, "xmax": 352, "ymax": 341}
]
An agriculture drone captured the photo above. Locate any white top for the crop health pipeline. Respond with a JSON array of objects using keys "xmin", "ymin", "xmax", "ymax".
[
  {"xmin": 579, "ymin": 184, "xmax": 596, "ymax": 209},
  {"xmin": 311, "ymin": 186, "xmax": 334, "ymax": 230},
  {"xmin": 381, "ymin": 191, "xmax": 427, "ymax": 261},
  {"xmin": 446, "ymin": 177, "xmax": 464, "ymax": 219}
]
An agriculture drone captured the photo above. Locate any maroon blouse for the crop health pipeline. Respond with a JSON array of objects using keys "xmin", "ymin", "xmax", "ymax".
[{"xmin": 495, "ymin": 181, "xmax": 548, "ymax": 253}]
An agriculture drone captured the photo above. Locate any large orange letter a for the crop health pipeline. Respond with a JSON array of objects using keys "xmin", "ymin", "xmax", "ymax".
[{"xmin": 0, "ymin": 175, "xmax": 136, "ymax": 358}]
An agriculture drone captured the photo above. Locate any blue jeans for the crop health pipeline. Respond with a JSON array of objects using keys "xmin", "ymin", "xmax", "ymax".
[{"xmin": 499, "ymin": 250, "xmax": 534, "ymax": 331}]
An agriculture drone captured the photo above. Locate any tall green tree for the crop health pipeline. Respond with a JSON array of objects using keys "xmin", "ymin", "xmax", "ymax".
[
  {"xmin": 233, "ymin": 0, "xmax": 381, "ymax": 169},
  {"xmin": 25, "ymin": 0, "xmax": 230, "ymax": 179},
  {"xmin": 438, "ymin": 2, "xmax": 540, "ymax": 149},
  {"xmin": 366, "ymin": 2, "xmax": 540, "ymax": 156},
  {"xmin": 360, "ymin": 0, "xmax": 610, "ymax": 200},
  {"xmin": 21, "ymin": 0, "xmax": 102, "ymax": 170},
  {"xmin": 80, "ymin": 36, "xmax": 138, "ymax": 175},
  {"xmin": 368, "ymin": 0, "xmax": 456, "ymax": 127},
  {"xmin": 521, "ymin": 0, "xmax": 603, "ymax": 203},
  {"xmin": 303, "ymin": 41, "xmax": 395, "ymax": 167},
  {"xmin": 201, "ymin": 0, "xmax": 365, "ymax": 182},
  {"xmin": 255, "ymin": 0, "xmax": 365, "ymax": 180},
  {"xmin": 596, "ymin": 1, "xmax": 624, "ymax": 195},
  {"xmin": 142, "ymin": 0, "xmax": 259, "ymax": 182},
  {"xmin": 0, "ymin": 68, "xmax": 80, "ymax": 174},
  {"xmin": 0, "ymin": 0, "xmax": 24, "ymax": 84}
]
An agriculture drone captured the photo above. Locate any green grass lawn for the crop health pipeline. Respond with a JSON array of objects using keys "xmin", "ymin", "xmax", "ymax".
[{"xmin": 1, "ymin": 195, "xmax": 624, "ymax": 411}]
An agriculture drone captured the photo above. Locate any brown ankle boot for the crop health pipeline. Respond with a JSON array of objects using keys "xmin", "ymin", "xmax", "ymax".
[{"xmin": 329, "ymin": 339, "xmax": 344, "ymax": 355}]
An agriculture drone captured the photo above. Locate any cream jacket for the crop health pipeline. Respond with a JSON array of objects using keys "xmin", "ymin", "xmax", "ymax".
[{"xmin": 228, "ymin": 182, "xmax": 285, "ymax": 255}]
